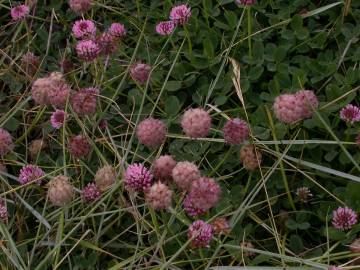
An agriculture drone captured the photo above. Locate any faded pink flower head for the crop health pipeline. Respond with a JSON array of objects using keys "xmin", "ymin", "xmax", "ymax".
[
  {"xmin": 181, "ymin": 108, "xmax": 212, "ymax": 138},
  {"xmin": 169, "ymin": 4, "xmax": 191, "ymax": 26},
  {"xmin": 18, "ymin": 165, "xmax": 45, "ymax": 185},
  {"xmin": 189, "ymin": 177, "xmax": 221, "ymax": 211},
  {"xmin": 295, "ymin": 90, "xmax": 319, "ymax": 119},
  {"xmin": 82, "ymin": 182, "xmax": 101, "ymax": 202},
  {"xmin": 97, "ymin": 32, "xmax": 118, "ymax": 55},
  {"xmin": 152, "ymin": 155, "xmax": 177, "ymax": 181},
  {"xmin": 273, "ymin": 94, "xmax": 303, "ymax": 124},
  {"xmin": 188, "ymin": 220, "xmax": 213, "ymax": 248},
  {"xmin": 21, "ymin": 52, "xmax": 40, "ymax": 76},
  {"xmin": 0, "ymin": 128, "xmax": 14, "ymax": 157},
  {"xmin": 0, "ymin": 199, "xmax": 8, "ymax": 223},
  {"xmin": 145, "ymin": 182, "xmax": 173, "ymax": 210},
  {"xmin": 340, "ymin": 104, "xmax": 360, "ymax": 124},
  {"xmin": 108, "ymin": 23, "xmax": 126, "ymax": 38},
  {"xmin": 124, "ymin": 163, "xmax": 153, "ymax": 192},
  {"xmin": 296, "ymin": 187, "xmax": 313, "ymax": 203},
  {"xmin": 76, "ymin": 40, "xmax": 101, "ymax": 62},
  {"xmin": 130, "ymin": 62, "xmax": 151, "ymax": 85},
  {"xmin": 68, "ymin": 135, "xmax": 91, "ymax": 158},
  {"xmin": 50, "ymin": 109, "xmax": 66, "ymax": 129},
  {"xmin": 69, "ymin": 0, "xmax": 92, "ymax": 13},
  {"xmin": 71, "ymin": 87, "xmax": 99, "ymax": 116},
  {"xmin": 211, "ymin": 217, "xmax": 231, "ymax": 235},
  {"xmin": 48, "ymin": 82, "xmax": 71, "ymax": 108},
  {"xmin": 235, "ymin": 0, "xmax": 256, "ymax": 5},
  {"xmin": 332, "ymin": 206, "xmax": 357, "ymax": 231},
  {"xmin": 72, "ymin": 19, "xmax": 96, "ymax": 39},
  {"xmin": 156, "ymin": 21, "xmax": 175, "ymax": 36},
  {"xmin": 11, "ymin": 4, "xmax": 30, "ymax": 21},
  {"xmin": 223, "ymin": 118, "xmax": 249, "ymax": 145},
  {"xmin": 136, "ymin": 117, "xmax": 167, "ymax": 148},
  {"xmin": 172, "ymin": 161, "xmax": 200, "ymax": 191},
  {"xmin": 183, "ymin": 194, "xmax": 206, "ymax": 217}
]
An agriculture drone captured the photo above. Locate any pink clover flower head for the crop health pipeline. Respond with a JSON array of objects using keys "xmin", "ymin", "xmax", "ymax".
[
  {"xmin": 181, "ymin": 108, "xmax": 212, "ymax": 138},
  {"xmin": 97, "ymin": 32, "xmax": 118, "ymax": 55},
  {"xmin": 124, "ymin": 163, "xmax": 153, "ymax": 192},
  {"xmin": 152, "ymin": 155, "xmax": 177, "ymax": 181},
  {"xmin": 69, "ymin": 0, "xmax": 92, "ymax": 14},
  {"xmin": 222, "ymin": 118, "xmax": 249, "ymax": 144},
  {"xmin": 108, "ymin": 23, "xmax": 126, "ymax": 38},
  {"xmin": 189, "ymin": 177, "xmax": 221, "ymax": 211},
  {"xmin": 0, "ymin": 128, "xmax": 14, "ymax": 157},
  {"xmin": 156, "ymin": 21, "xmax": 175, "ymax": 36},
  {"xmin": 332, "ymin": 206, "xmax": 357, "ymax": 231},
  {"xmin": 183, "ymin": 194, "xmax": 206, "ymax": 217},
  {"xmin": 72, "ymin": 19, "xmax": 96, "ymax": 39},
  {"xmin": 136, "ymin": 117, "xmax": 167, "ymax": 148},
  {"xmin": 11, "ymin": 4, "xmax": 30, "ymax": 21},
  {"xmin": 68, "ymin": 135, "xmax": 91, "ymax": 158},
  {"xmin": 71, "ymin": 87, "xmax": 98, "ymax": 116},
  {"xmin": 76, "ymin": 40, "xmax": 101, "ymax": 62},
  {"xmin": 188, "ymin": 220, "xmax": 214, "ymax": 248},
  {"xmin": 130, "ymin": 61, "xmax": 151, "ymax": 85},
  {"xmin": 18, "ymin": 165, "xmax": 45, "ymax": 185},
  {"xmin": 295, "ymin": 90, "xmax": 319, "ymax": 118},
  {"xmin": 50, "ymin": 109, "xmax": 66, "ymax": 129},
  {"xmin": 340, "ymin": 104, "xmax": 360, "ymax": 124},
  {"xmin": 235, "ymin": 0, "xmax": 256, "ymax": 5},
  {"xmin": 169, "ymin": 4, "xmax": 191, "ymax": 26},
  {"xmin": 145, "ymin": 182, "xmax": 173, "ymax": 210},
  {"xmin": 82, "ymin": 182, "xmax": 101, "ymax": 202}
]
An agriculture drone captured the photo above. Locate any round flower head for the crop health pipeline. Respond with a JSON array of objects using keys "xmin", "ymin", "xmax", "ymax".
[
  {"xmin": 18, "ymin": 165, "xmax": 45, "ymax": 185},
  {"xmin": 69, "ymin": 0, "xmax": 92, "ymax": 13},
  {"xmin": 181, "ymin": 108, "xmax": 212, "ymax": 138},
  {"xmin": 95, "ymin": 165, "xmax": 116, "ymax": 191},
  {"xmin": 108, "ymin": 23, "xmax": 126, "ymax": 38},
  {"xmin": 76, "ymin": 40, "xmax": 100, "ymax": 62},
  {"xmin": 273, "ymin": 93, "xmax": 303, "ymax": 124},
  {"xmin": 183, "ymin": 194, "xmax": 206, "ymax": 217},
  {"xmin": 350, "ymin": 238, "xmax": 360, "ymax": 253},
  {"xmin": 72, "ymin": 19, "xmax": 96, "ymax": 39},
  {"xmin": 235, "ymin": 0, "xmax": 256, "ymax": 5},
  {"xmin": 211, "ymin": 217, "xmax": 230, "ymax": 235},
  {"xmin": 136, "ymin": 117, "xmax": 167, "ymax": 148},
  {"xmin": 0, "ymin": 199, "xmax": 8, "ymax": 223},
  {"xmin": 48, "ymin": 175, "xmax": 74, "ymax": 206},
  {"xmin": 29, "ymin": 139, "xmax": 46, "ymax": 159},
  {"xmin": 188, "ymin": 220, "xmax": 213, "ymax": 248},
  {"xmin": 169, "ymin": 4, "xmax": 191, "ymax": 26},
  {"xmin": 48, "ymin": 82, "xmax": 71, "ymax": 108},
  {"xmin": 223, "ymin": 118, "xmax": 249, "ymax": 144},
  {"xmin": 240, "ymin": 145, "xmax": 262, "ymax": 171},
  {"xmin": 340, "ymin": 104, "xmax": 360, "ymax": 124},
  {"xmin": 130, "ymin": 62, "xmax": 151, "ymax": 85},
  {"xmin": 145, "ymin": 182, "xmax": 172, "ymax": 210},
  {"xmin": 82, "ymin": 182, "xmax": 101, "ymax": 202},
  {"xmin": 31, "ymin": 77, "xmax": 53, "ymax": 105},
  {"xmin": 296, "ymin": 187, "xmax": 313, "ymax": 203},
  {"xmin": 189, "ymin": 177, "xmax": 221, "ymax": 211},
  {"xmin": 71, "ymin": 87, "xmax": 98, "ymax": 116},
  {"xmin": 152, "ymin": 155, "xmax": 177, "ymax": 181},
  {"xmin": 68, "ymin": 135, "xmax": 91, "ymax": 158},
  {"xmin": 11, "ymin": 4, "xmax": 30, "ymax": 21},
  {"xmin": 332, "ymin": 206, "xmax": 357, "ymax": 231},
  {"xmin": 156, "ymin": 21, "xmax": 175, "ymax": 35},
  {"xmin": 21, "ymin": 52, "xmax": 39, "ymax": 76},
  {"xmin": 295, "ymin": 90, "xmax": 319, "ymax": 118},
  {"xmin": 0, "ymin": 128, "xmax": 13, "ymax": 157},
  {"xmin": 240, "ymin": 241, "xmax": 256, "ymax": 258},
  {"xmin": 172, "ymin": 161, "xmax": 200, "ymax": 191},
  {"xmin": 50, "ymin": 109, "xmax": 66, "ymax": 129},
  {"xmin": 124, "ymin": 163, "xmax": 153, "ymax": 192},
  {"xmin": 97, "ymin": 32, "xmax": 117, "ymax": 55}
]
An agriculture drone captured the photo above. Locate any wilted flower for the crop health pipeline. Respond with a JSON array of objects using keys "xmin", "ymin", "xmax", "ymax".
[
  {"xmin": 82, "ymin": 182, "xmax": 101, "ymax": 202},
  {"xmin": 71, "ymin": 87, "xmax": 99, "ymax": 116},
  {"xmin": 145, "ymin": 182, "xmax": 172, "ymax": 210},
  {"xmin": 95, "ymin": 165, "xmax": 116, "ymax": 191},
  {"xmin": 211, "ymin": 217, "xmax": 230, "ymax": 235},
  {"xmin": 18, "ymin": 165, "xmax": 45, "ymax": 185},
  {"xmin": 11, "ymin": 4, "xmax": 30, "ymax": 21},
  {"xmin": 21, "ymin": 52, "xmax": 39, "ymax": 76},
  {"xmin": 76, "ymin": 40, "xmax": 101, "ymax": 62},
  {"xmin": 350, "ymin": 238, "xmax": 360, "ymax": 253},
  {"xmin": 222, "ymin": 118, "xmax": 249, "ymax": 145},
  {"xmin": 332, "ymin": 206, "xmax": 357, "ymax": 231},
  {"xmin": 188, "ymin": 220, "xmax": 213, "ymax": 248},
  {"xmin": 72, "ymin": 19, "xmax": 96, "ymax": 39},
  {"xmin": 152, "ymin": 155, "xmax": 177, "ymax": 181},
  {"xmin": 68, "ymin": 135, "xmax": 91, "ymax": 158},
  {"xmin": 29, "ymin": 139, "xmax": 46, "ymax": 159},
  {"xmin": 50, "ymin": 109, "xmax": 66, "ymax": 129},
  {"xmin": 340, "ymin": 104, "xmax": 360, "ymax": 124},
  {"xmin": 156, "ymin": 21, "xmax": 175, "ymax": 35},
  {"xmin": 172, "ymin": 161, "xmax": 200, "ymax": 191},
  {"xmin": 240, "ymin": 145, "xmax": 262, "ymax": 171},
  {"xmin": 130, "ymin": 62, "xmax": 151, "ymax": 85},
  {"xmin": 69, "ymin": 0, "xmax": 92, "ymax": 13},
  {"xmin": 0, "ymin": 128, "xmax": 14, "ymax": 157},
  {"xmin": 124, "ymin": 163, "xmax": 153, "ymax": 192},
  {"xmin": 169, "ymin": 4, "xmax": 191, "ymax": 26},
  {"xmin": 48, "ymin": 175, "xmax": 74, "ymax": 206}
]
